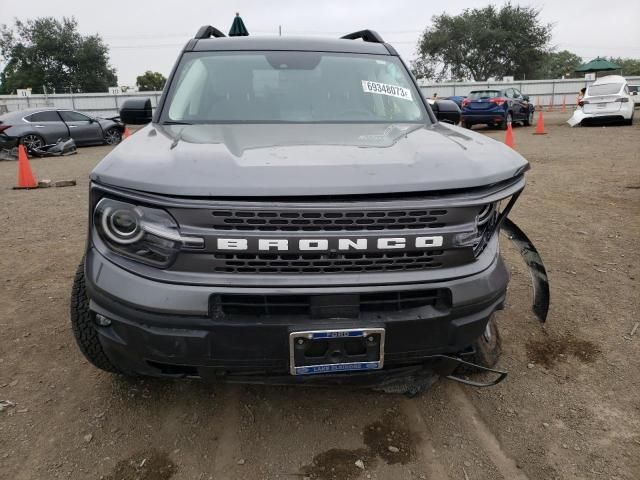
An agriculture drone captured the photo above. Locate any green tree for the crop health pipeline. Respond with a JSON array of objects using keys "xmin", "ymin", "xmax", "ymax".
[
  {"xmin": 0, "ymin": 17, "xmax": 117, "ymax": 94},
  {"xmin": 609, "ymin": 57, "xmax": 640, "ymax": 76},
  {"xmin": 538, "ymin": 50, "xmax": 583, "ymax": 79},
  {"xmin": 136, "ymin": 71, "xmax": 166, "ymax": 91},
  {"xmin": 413, "ymin": 3, "xmax": 552, "ymax": 81}
]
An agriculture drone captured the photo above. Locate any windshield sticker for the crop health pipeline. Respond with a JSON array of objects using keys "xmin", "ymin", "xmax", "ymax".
[{"xmin": 362, "ymin": 80, "xmax": 412, "ymax": 101}]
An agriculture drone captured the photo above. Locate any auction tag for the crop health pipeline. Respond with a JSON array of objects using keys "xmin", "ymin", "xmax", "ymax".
[{"xmin": 362, "ymin": 80, "xmax": 412, "ymax": 101}]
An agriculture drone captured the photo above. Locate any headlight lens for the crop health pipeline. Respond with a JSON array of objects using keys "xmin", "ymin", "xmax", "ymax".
[{"xmin": 94, "ymin": 198, "xmax": 202, "ymax": 267}]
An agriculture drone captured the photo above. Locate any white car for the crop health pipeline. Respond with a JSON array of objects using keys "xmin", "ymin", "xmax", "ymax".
[
  {"xmin": 578, "ymin": 75, "xmax": 634, "ymax": 125},
  {"xmin": 628, "ymin": 84, "xmax": 639, "ymax": 107}
]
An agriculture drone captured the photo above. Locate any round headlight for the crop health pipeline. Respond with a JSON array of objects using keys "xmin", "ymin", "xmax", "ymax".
[{"xmin": 101, "ymin": 206, "xmax": 144, "ymax": 244}]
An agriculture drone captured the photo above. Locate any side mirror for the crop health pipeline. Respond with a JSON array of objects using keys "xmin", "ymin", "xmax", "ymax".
[
  {"xmin": 522, "ymin": 95, "xmax": 530, "ymax": 102},
  {"xmin": 432, "ymin": 99, "xmax": 461, "ymax": 125},
  {"xmin": 119, "ymin": 98, "xmax": 152, "ymax": 125}
]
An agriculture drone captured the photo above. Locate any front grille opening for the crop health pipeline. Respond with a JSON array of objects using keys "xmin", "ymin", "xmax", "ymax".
[
  {"xmin": 211, "ymin": 250, "xmax": 453, "ymax": 274},
  {"xmin": 211, "ymin": 289, "xmax": 450, "ymax": 318},
  {"xmin": 147, "ymin": 361, "xmax": 199, "ymax": 377},
  {"xmin": 211, "ymin": 208, "xmax": 450, "ymax": 232}
]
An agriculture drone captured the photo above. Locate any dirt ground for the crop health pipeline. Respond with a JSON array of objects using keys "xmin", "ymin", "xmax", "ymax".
[{"xmin": 1, "ymin": 111, "xmax": 639, "ymax": 480}]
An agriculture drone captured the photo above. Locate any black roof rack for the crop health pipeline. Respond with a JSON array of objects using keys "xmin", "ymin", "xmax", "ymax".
[
  {"xmin": 340, "ymin": 29, "xmax": 385, "ymax": 44},
  {"xmin": 194, "ymin": 25, "xmax": 226, "ymax": 39}
]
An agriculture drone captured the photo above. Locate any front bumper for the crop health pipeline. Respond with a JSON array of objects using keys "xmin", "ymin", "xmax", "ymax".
[{"xmin": 85, "ymin": 242, "xmax": 509, "ymax": 382}]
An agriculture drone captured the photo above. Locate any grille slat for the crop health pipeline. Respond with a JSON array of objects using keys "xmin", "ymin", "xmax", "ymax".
[
  {"xmin": 211, "ymin": 208, "xmax": 449, "ymax": 231},
  {"xmin": 211, "ymin": 250, "xmax": 457, "ymax": 274}
]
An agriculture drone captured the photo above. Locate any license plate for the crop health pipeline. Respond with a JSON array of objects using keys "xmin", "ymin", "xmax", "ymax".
[
  {"xmin": 289, "ymin": 328, "xmax": 385, "ymax": 376},
  {"xmin": 597, "ymin": 103, "xmax": 607, "ymax": 108}
]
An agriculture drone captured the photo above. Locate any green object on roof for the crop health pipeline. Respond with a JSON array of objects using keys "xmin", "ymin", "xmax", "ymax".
[
  {"xmin": 575, "ymin": 57, "xmax": 621, "ymax": 73},
  {"xmin": 229, "ymin": 13, "xmax": 249, "ymax": 36}
]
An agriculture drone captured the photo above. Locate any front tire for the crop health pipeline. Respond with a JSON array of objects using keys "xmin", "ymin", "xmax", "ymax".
[
  {"xmin": 523, "ymin": 110, "xmax": 534, "ymax": 126},
  {"xmin": 21, "ymin": 134, "xmax": 45, "ymax": 152},
  {"xmin": 467, "ymin": 314, "xmax": 502, "ymax": 368},
  {"xmin": 104, "ymin": 127, "xmax": 122, "ymax": 145},
  {"xmin": 70, "ymin": 260, "xmax": 121, "ymax": 374}
]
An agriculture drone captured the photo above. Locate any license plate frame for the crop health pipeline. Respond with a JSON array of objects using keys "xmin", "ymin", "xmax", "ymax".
[{"xmin": 289, "ymin": 328, "xmax": 385, "ymax": 376}]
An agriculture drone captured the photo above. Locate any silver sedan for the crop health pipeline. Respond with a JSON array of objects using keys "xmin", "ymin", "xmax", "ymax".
[{"xmin": 0, "ymin": 108, "xmax": 125, "ymax": 151}]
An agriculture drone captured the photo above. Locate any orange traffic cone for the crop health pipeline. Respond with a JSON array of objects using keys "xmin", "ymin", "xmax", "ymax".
[
  {"xmin": 533, "ymin": 110, "xmax": 546, "ymax": 135},
  {"xmin": 548, "ymin": 96, "xmax": 554, "ymax": 112},
  {"xmin": 15, "ymin": 144, "xmax": 37, "ymax": 189},
  {"xmin": 504, "ymin": 122, "xmax": 515, "ymax": 149},
  {"xmin": 561, "ymin": 95, "xmax": 567, "ymax": 113},
  {"xmin": 123, "ymin": 126, "xmax": 132, "ymax": 139}
]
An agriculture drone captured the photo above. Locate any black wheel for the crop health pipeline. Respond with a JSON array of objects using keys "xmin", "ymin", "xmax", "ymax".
[
  {"xmin": 468, "ymin": 314, "xmax": 502, "ymax": 368},
  {"xmin": 104, "ymin": 127, "xmax": 122, "ymax": 145},
  {"xmin": 21, "ymin": 134, "xmax": 45, "ymax": 152},
  {"xmin": 500, "ymin": 112, "xmax": 513, "ymax": 130},
  {"xmin": 70, "ymin": 260, "xmax": 121, "ymax": 374},
  {"xmin": 523, "ymin": 110, "xmax": 534, "ymax": 126}
]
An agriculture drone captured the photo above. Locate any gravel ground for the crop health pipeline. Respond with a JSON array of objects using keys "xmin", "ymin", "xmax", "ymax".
[{"xmin": 0, "ymin": 112, "xmax": 639, "ymax": 480}]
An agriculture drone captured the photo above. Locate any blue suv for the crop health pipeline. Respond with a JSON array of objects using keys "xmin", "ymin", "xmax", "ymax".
[{"xmin": 461, "ymin": 88, "xmax": 534, "ymax": 130}]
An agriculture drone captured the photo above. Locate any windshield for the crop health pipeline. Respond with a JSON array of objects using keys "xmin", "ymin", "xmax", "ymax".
[
  {"xmin": 162, "ymin": 51, "xmax": 426, "ymax": 123},
  {"xmin": 587, "ymin": 83, "xmax": 623, "ymax": 96},
  {"xmin": 468, "ymin": 90, "xmax": 501, "ymax": 99}
]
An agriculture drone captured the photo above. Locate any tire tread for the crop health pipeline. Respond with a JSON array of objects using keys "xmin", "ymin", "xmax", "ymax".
[{"xmin": 70, "ymin": 260, "xmax": 121, "ymax": 373}]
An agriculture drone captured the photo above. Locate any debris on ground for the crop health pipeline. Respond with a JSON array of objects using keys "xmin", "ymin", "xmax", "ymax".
[
  {"xmin": 0, "ymin": 400, "xmax": 16, "ymax": 412},
  {"xmin": 54, "ymin": 180, "xmax": 77, "ymax": 188}
]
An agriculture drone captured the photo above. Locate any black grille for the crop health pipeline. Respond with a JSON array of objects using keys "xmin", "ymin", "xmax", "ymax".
[
  {"xmin": 210, "ymin": 250, "xmax": 473, "ymax": 274},
  {"xmin": 210, "ymin": 208, "xmax": 449, "ymax": 231},
  {"xmin": 212, "ymin": 289, "xmax": 450, "ymax": 318}
]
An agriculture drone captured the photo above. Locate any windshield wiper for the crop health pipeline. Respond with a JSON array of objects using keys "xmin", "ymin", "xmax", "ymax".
[{"xmin": 162, "ymin": 120, "xmax": 193, "ymax": 125}]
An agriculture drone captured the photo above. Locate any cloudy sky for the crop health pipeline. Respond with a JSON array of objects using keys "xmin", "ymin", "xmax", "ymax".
[{"xmin": 1, "ymin": 0, "xmax": 639, "ymax": 85}]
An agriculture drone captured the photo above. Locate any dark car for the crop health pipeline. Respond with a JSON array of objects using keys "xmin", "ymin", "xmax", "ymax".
[
  {"xmin": 0, "ymin": 108, "xmax": 124, "ymax": 151},
  {"xmin": 0, "ymin": 125, "xmax": 19, "ymax": 158},
  {"xmin": 443, "ymin": 95, "xmax": 466, "ymax": 108},
  {"xmin": 461, "ymin": 88, "xmax": 534, "ymax": 129},
  {"xmin": 69, "ymin": 27, "xmax": 547, "ymax": 392}
]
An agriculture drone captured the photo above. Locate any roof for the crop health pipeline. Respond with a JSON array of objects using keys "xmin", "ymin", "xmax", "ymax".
[
  {"xmin": 191, "ymin": 36, "xmax": 390, "ymax": 55},
  {"xmin": 575, "ymin": 57, "xmax": 621, "ymax": 72},
  {"xmin": 592, "ymin": 75, "xmax": 627, "ymax": 85}
]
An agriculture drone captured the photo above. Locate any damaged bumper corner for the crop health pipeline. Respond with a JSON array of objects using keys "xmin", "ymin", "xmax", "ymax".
[{"xmin": 501, "ymin": 218, "xmax": 550, "ymax": 323}]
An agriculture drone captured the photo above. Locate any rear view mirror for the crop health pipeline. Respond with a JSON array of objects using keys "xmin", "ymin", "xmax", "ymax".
[
  {"xmin": 119, "ymin": 98, "xmax": 152, "ymax": 125},
  {"xmin": 432, "ymin": 100, "xmax": 461, "ymax": 125}
]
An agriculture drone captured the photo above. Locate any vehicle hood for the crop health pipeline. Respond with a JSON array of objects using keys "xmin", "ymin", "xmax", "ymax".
[{"xmin": 91, "ymin": 123, "xmax": 529, "ymax": 197}]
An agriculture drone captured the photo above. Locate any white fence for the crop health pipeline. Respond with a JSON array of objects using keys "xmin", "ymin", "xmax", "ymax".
[
  {"xmin": 0, "ymin": 91, "xmax": 163, "ymax": 117},
  {"xmin": 419, "ymin": 76, "xmax": 640, "ymax": 107}
]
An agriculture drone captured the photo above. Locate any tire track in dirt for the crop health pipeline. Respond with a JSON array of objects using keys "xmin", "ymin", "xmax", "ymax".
[
  {"xmin": 400, "ymin": 398, "xmax": 451, "ymax": 479},
  {"xmin": 446, "ymin": 383, "xmax": 529, "ymax": 480},
  {"xmin": 211, "ymin": 384, "xmax": 243, "ymax": 477}
]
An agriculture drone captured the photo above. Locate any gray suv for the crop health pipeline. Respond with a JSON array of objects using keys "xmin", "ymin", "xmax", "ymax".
[
  {"xmin": 70, "ymin": 28, "xmax": 546, "ymax": 391},
  {"xmin": 0, "ymin": 108, "xmax": 124, "ymax": 151}
]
